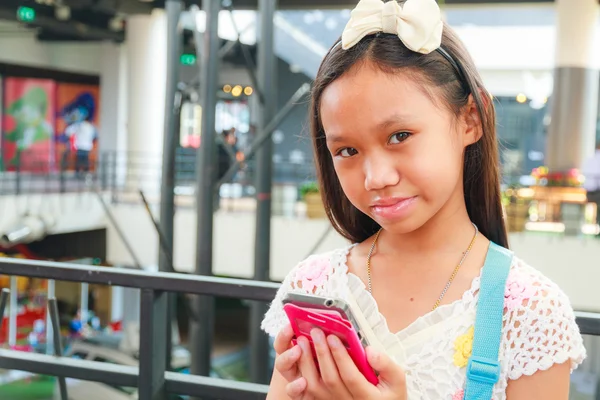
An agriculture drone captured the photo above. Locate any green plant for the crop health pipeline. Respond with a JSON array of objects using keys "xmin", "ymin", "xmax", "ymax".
[{"xmin": 299, "ymin": 181, "xmax": 319, "ymax": 199}]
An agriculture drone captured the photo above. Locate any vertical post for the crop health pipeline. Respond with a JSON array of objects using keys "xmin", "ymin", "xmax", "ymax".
[
  {"xmin": 101, "ymin": 152, "xmax": 108, "ymax": 191},
  {"xmin": 546, "ymin": 0, "xmax": 600, "ymax": 172},
  {"xmin": 15, "ymin": 160, "xmax": 21, "ymax": 195},
  {"xmin": 190, "ymin": 0, "xmax": 221, "ymax": 381},
  {"xmin": 80, "ymin": 282, "xmax": 89, "ymax": 324},
  {"xmin": 250, "ymin": 0, "xmax": 277, "ymax": 384},
  {"xmin": 48, "ymin": 298, "xmax": 68, "ymax": 400},
  {"xmin": 59, "ymin": 152, "xmax": 66, "ymax": 193},
  {"xmin": 45, "ymin": 280, "xmax": 55, "ymax": 355},
  {"xmin": 8, "ymin": 279, "xmax": 17, "ymax": 347},
  {"xmin": 138, "ymin": 288, "xmax": 168, "ymax": 400},
  {"xmin": 0, "ymin": 289, "xmax": 9, "ymax": 323},
  {"xmin": 160, "ymin": 0, "xmax": 183, "ymax": 371}
]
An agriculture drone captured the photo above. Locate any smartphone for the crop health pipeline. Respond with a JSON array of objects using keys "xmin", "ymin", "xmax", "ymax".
[
  {"xmin": 282, "ymin": 293, "xmax": 369, "ymax": 346},
  {"xmin": 282, "ymin": 293, "xmax": 379, "ymax": 385}
]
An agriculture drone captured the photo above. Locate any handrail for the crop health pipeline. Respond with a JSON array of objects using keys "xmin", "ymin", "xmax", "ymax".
[
  {"xmin": 0, "ymin": 257, "xmax": 277, "ymax": 398},
  {"xmin": 1, "ymin": 257, "xmax": 599, "ymax": 398},
  {"xmin": 0, "ymin": 258, "xmax": 279, "ymax": 301}
]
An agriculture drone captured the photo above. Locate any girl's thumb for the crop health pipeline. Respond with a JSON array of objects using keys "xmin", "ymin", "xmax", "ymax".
[{"xmin": 367, "ymin": 346, "xmax": 406, "ymax": 388}]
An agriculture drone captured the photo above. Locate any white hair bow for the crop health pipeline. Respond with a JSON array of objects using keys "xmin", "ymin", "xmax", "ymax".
[{"xmin": 341, "ymin": 0, "xmax": 444, "ymax": 54}]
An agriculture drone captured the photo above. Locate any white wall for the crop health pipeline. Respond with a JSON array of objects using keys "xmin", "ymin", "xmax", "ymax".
[
  {"xmin": 105, "ymin": 205, "xmax": 346, "ymax": 277},
  {"xmin": 103, "ymin": 202, "xmax": 600, "ymax": 313},
  {"xmin": 453, "ymin": 23, "xmax": 600, "ymax": 97},
  {"xmin": 0, "ymin": 192, "xmax": 107, "ymax": 235},
  {"xmin": 0, "ymin": 22, "xmax": 104, "ymax": 74}
]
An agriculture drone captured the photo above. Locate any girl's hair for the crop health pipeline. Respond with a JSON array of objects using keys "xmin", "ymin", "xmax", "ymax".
[{"xmin": 309, "ymin": 22, "xmax": 509, "ymax": 248}]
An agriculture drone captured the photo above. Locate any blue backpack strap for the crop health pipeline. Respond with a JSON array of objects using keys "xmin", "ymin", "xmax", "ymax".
[{"xmin": 464, "ymin": 242, "xmax": 513, "ymax": 400}]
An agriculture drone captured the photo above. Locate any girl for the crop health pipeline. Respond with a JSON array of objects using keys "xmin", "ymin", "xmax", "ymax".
[{"xmin": 261, "ymin": 0, "xmax": 586, "ymax": 398}]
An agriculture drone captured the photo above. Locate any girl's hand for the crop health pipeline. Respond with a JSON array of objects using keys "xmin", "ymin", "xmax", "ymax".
[
  {"xmin": 273, "ymin": 324, "xmax": 312, "ymax": 399},
  {"xmin": 290, "ymin": 328, "xmax": 407, "ymax": 400}
]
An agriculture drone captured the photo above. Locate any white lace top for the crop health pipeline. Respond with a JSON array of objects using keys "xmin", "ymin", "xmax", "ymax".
[{"xmin": 261, "ymin": 245, "xmax": 587, "ymax": 399}]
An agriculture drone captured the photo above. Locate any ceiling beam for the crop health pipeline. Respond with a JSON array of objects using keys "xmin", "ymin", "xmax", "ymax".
[
  {"xmin": 0, "ymin": 1, "xmax": 125, "ymax": 42},
  {"xmin": 186, "ymin": 0, "xmax": 552, "ymax": 10},
  {"xmin": 0, "ymin": 8, "xmax": 124, "ymax": 42}
]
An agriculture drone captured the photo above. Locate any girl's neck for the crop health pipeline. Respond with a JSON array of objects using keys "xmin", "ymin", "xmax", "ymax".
[{"xmin": 378, "ymin": 202, "xmax": 477, "ymax": 257}]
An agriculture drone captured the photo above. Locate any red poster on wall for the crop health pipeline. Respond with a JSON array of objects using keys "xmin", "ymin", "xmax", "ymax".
[
  {"xmin": 1, "ymin": 78, "xmax": 56, "ymax": 172},
  {"xmin": 55, "ymin": 83, "xmax": 100, "ymax": 172}
]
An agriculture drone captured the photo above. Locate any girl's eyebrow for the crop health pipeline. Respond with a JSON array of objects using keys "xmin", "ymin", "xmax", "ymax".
[
  {"xmin": 325, "ymin": 113, "xmax": 414, "ymax": 143},
  {"xmin": 325, "ymin": 134, "xmax": 346, "ymax": 144},
  {"xmin": 375, "ymin": 113, "xmax": 413, "ymax": 131}
]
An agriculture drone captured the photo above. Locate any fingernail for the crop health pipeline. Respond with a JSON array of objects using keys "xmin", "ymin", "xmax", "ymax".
[
  {"xmin": 311, "ymin": 328, "xmax": 324, "ymax": 345},
  {"xmin": 369, "ymin": 347, "xmax": 380, "ymax": 364},
  {"xmin": 327, "ymin": 335, "xmax": 341, "ymax": 348},
  {"xmin": 292, "ymin": 378, "xmax": 304, "ymax": 391},
  {"xmin": 371, "ymin": 348, "xmax": 379, "ymax": 358},
  {"xmin": 298, "ymin": 337, "xmax": 309, "ymax": 353},
  {"xmin": 289, "ymin": 345, "xmax": 300, "ymax": 358}
]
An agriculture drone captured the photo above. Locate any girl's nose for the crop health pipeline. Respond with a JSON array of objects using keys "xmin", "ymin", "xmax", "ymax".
[{"xmin": 364, "ymin": 155, "xmax": 401, "ymax": 191}]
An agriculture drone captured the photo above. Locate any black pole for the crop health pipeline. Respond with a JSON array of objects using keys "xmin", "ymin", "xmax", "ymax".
[
  {"xmin": 0, "ymin": 289, "xmax": 9, "ymax": 325},
  {"xmin": 250, "ymin": 0, "xmax": 277, "ymax": 384},
  {"xmin": 160, "ymin": 0, "xmax": 182, "ymax": 274},
  {"xmin": 190, "ymin": 0, "xmax": 220, "ymax": 384},
  {"xmin": 48, "ymin": 298, "xmax": 68, "ymax": 400},
  {"xmin": 141, "ymin": 190, "xmax": 176, "ymax": 266},
  {"xmin": 160, "ymin": 0, "xmax": 183, "ymax": 372}
]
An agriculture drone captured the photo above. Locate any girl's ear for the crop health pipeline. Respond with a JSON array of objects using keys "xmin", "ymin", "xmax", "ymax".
[{"xmin": 461, "ymin": 93, "xmax": 483, "ymax": 147}]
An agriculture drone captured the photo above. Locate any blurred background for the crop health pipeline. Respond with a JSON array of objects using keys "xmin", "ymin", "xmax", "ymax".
[{"xmin": 0, "ymin": 0, "xmax": 599, "ymax": 399}]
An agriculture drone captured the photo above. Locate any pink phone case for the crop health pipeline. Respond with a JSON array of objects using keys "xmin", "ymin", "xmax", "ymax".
[{"xmin": 283, "ymin": 303, "xmax": 379, "ymax": 385}]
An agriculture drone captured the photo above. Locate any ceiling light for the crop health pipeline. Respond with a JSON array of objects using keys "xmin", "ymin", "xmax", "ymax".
[
  {"xmin": 231, "ymin": 85, "xmax": 243, "ymax": 97},
  {"xmin": 516, "ymin": 93, "xmax": 527, "ymax": 104}
]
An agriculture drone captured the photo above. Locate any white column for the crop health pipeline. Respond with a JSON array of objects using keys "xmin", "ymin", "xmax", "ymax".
[
  {"xmin": 99, "ymin": 42, "xmax": 129, "ymax": 188},
  {"xmin": 555, "ymin": 0, "xmax": 599, "ymax": 69},
  {"xmin": 126, "ymin": 9, "xmax": 168, "ymax": 194},
  {"xmin": 99, "ymin": 43, "xmax": 128, "ymax": 154},
  {"xmin": 546, "ymin": 0, "xmax": 600, "ymax": 171}
]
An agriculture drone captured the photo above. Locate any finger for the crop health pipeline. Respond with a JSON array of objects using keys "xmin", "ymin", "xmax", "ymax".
[
  {"xmin": 297, "ymin": 336, "xmax": 325, "ymax": 396},
  {"xmin": 274, "ymin": 345, "xmax": 302, "ymax": 381},
  {"xmin": 285, "ymin": 377, "xmax": 307, "ymax": 399},
  {"xmin": 367, "ymin": 346, "xmax": 406, "ymax": 389},
  {"xmin": 327, "ymin": 334, "xmax": 372, "ymax": 397},
  {"xmin": 274, "ymin": 324, "xmax": 295, "ymax": 354},
  {"xmin": 311, "ymin": 329, "xmax": 350, "ymax": 396}
]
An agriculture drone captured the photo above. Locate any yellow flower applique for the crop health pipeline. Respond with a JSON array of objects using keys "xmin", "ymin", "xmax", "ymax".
[{"xmin": 453, "ymin": 326, "xmax": 474, "ymax": 368}]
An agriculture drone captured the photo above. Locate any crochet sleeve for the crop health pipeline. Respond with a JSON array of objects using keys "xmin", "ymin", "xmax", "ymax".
[
  {"xmin": 260, "ymin": 253, "xmax": 337, "ymax": 338},
  {"xmin": 504, "ymin": 262, "xmax": 587, "ymax": 381}
]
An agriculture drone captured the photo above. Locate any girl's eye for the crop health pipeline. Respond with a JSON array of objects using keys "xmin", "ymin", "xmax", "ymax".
[
  {"xmin": 389, "ymin": 132, "xmax": 411, "ymax": 144},
  {"xmin": 337, "ymin": 147, "xmax": 358, "ymax": 158}
]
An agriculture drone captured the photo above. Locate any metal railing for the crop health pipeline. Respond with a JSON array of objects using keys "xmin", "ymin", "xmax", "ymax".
[
  {"xmin": 0, "ymin": 149, "xmax": 316, "ymax": 196},
  {"xmin": 1, "ymin": 257, "xmax": 600, "ymax": 399},
  {"xmin": 0, "ymin": 257, "xmax": 280, "ymax": 399}
]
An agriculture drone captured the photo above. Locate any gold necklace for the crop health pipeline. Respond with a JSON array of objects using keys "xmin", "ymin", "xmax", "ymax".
[{"xmin": 366, "ymin": 223, "xmax": 479, "ymax": 311}]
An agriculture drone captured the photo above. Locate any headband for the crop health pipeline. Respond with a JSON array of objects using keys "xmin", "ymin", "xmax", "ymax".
[{"xmin": 339, "ymin": 0, "xmax": 467, "ymax": 85}]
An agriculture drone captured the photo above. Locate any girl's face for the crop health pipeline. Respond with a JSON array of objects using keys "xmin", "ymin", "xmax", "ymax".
[{"xmin": 320, "ymin": 61, "xmax": 479, "ymax": 235}]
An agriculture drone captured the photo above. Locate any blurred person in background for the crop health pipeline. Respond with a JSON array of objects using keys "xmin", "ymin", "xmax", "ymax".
[{"xmin": 215, "ymin": 129, "xmax": 241, "ymax": 211}]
